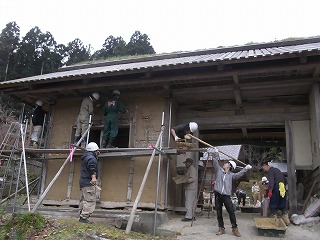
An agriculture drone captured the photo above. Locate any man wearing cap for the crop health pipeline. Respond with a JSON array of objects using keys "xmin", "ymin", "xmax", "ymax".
[
  {"xmin": 181, "ymin": 158, "xmax": 198, "ymax": 221},
  {"xmin": 207, "ymin": 147, "xmax": 252, "ymax": 237},
  {"xmin": 261, "ymin": 161, "xmax": 290, "ymax": 225}
]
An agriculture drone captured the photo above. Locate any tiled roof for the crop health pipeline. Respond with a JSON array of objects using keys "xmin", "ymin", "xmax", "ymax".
[{"xmin": 1, "ymin": 38, "xmax": 320, "ymax": 86}]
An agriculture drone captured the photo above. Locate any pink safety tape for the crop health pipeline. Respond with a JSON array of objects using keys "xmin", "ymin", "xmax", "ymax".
[{"xmin": 69, "ymin": 145, "xmax": 75, "ymax": 162}]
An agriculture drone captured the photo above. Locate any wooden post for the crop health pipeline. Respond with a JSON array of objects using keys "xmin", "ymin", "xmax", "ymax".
[{"xmin": 285, "ymin": 121, "xmax": 298, "ymax": 214}]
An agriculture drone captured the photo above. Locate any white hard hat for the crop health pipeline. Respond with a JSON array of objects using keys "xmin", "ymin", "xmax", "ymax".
[
  {"xmin": 112, "ymin": 90, "xmax": 121, "ymax": 96},
  {"xmin": 86, "ymin": 142, "xmax": 99, "ymax": 152},
  {"xmin": 36, "ymin": 99, "xmax": 43, "ymax": 106},
  {"xmin": 229, "ymin": 160, "xmax": 236, "ymax": 170},
  {"xmin": 189, "ymin": 122, "xmax": 198, "ymax": 133},
  {"xmin": 262, "ymin": 177, "xmax": 268, "ymax": 182},
  {"xmin": 198, "ymin": 161, "xmax": 204, "ymax": 167},
  {"xmin": 92, "ymin": 92, "xmax": 100, "ymax": 100}
]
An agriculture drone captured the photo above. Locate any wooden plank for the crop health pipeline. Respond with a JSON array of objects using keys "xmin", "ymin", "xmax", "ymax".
[
  {"xmin": 302, "ymin": 180, "xmax": 318, "ymax": 213},
  {"xmin": 180, "ymin": 112, "xmax": 310, "ymax": 129},
  {"xmin": 126, "ymin": 158, "xmax": 135, "ymax": 201},
  {"xmin": 66, "ymin": 161, "xmax": 75, "ymax": 200}
]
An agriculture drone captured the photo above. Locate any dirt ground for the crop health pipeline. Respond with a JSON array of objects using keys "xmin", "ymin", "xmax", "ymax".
[{"xmin": 158, "ymin": 210, "xmax": 320, "ymax": 240}]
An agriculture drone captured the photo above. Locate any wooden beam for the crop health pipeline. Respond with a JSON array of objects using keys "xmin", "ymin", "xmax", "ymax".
[
  {"xmin": 180, "ymin": 112, "xmax": 310, "ymax": 129},
  {"xmin": 241, "ymin": 127, "xmax": 248, "ymax": 138},
  {"xmin": 4, "ymin": 63, "xmax": 320, "ymax": 95},
  {"xmin": 173, "ymin": 78, "xmax": 317, "ymax": 96},
  {"xmin": 313, "ymin": 67, "xmax": 320, "ymax": 78}
]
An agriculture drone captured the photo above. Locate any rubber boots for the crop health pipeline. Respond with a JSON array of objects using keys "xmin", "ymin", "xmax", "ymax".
[
  {"xmin": 102, "ymin": 139, "xmax": 108, "ymax": 148},
  {"xmin": 216, "ymin": 227, "xmax": 225, "ymax": 235},
  {"xmin": 107, "ymin": 138, "xmax": 115, "ymax": 148},
  {"xmin": 282, "ymin": 213, "xmax": 290, "ymax": 226},
  {"xmin": 232, "ymin": 227, "xmax": 241, "ymax": 237}
]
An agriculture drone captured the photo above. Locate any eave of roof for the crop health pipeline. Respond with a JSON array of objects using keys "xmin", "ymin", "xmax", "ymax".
[{"xmin": 0, "ymin": 37, "xmax": 320, "ymax": 88}]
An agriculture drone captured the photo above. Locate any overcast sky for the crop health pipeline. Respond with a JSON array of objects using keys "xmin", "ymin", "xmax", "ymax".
[{"xmin": 1, "ymin": 0, "xmax": 319, "ymax": 54}]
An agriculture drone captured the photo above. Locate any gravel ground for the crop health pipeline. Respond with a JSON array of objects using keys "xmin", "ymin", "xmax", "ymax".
[{"xmin": 158, "ymin": 210, "xmax": 320, "ymax": 240}]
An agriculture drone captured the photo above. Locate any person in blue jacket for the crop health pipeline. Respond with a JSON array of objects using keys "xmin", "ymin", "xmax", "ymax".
[{"xmin": 79, "ymin": 142, "xmax": 100, "ymax": 223}]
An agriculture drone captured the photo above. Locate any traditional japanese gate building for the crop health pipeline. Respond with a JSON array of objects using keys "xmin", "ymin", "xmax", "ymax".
[{"xmin": 1, "ymin": 37, "xmax": 320, "ymax": 214}]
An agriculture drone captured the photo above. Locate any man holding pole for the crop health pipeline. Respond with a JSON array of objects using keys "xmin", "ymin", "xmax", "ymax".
[{"xmin": 208, "ymin": 147, "xmax": 252, "ymax": 237}]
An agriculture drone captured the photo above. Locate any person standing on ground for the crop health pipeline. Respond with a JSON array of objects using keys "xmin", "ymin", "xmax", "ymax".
[
  {"xmin": 235, "ymin": 188, "xmax": 247, "ymax": 207},
  {"xmin": 102, "ymin": 90, "xmax": 127, "ymax": 148},
  {"xmin": 79, "ymin": 142, "xmax": 100, "ymax": 223},
  {"xmin": 261, "ymin": 176, "xmax": 270, "ymax": 217},
  {"xmin": 251, "ymin": 181, "xmax": 261, "ymax": 207},
  {"xmin": 261, "ymin": 176, "xmax": 269, "ymax": 198},
  {"xmin": 208, "ymin": 147, "xmax": 252, "ymax": 237},
  {"xmin": 171, "ymin": 122, "xmax": 198, "ymax": 142},
  {"xmin": 30, "ymin": 99, "xmax": 46, "ymax": 148},
  {"xmin": 261, "ymin": 161, "xmax": 290, "ymax": 225},
  {"xmin": 74, "ymin": 92, "xmax": 100, "ymax": 145},
  {"xmin": 181, "ymin": 158, "xmax": 198, "ymax": 222}
]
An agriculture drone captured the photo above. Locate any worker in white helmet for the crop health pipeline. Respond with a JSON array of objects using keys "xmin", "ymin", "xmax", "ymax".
[
  {"xmin": 207, "ymin": 147, "xmax": 252, "ymax": 237},
  {"xmin": 171, "ymin": 122, "xmax": 198, "ymax": 142},
  {"xmin": 102, "ymin": 90, "xmax": 128, "ymax": 148},
  {"xmin": 79, "ymin": 142, "xmax": 100, "ymax": 223},
  {"xmin": 74, "ymin": 92, "xmax": 100, "ymax": 145},
  {"xmin": 261, "ymin": 176, "xmax": 270, "ymax": 217},
  {"xmin": 30, "ymin": 99, "xmax": 47, "ymax": 148}
]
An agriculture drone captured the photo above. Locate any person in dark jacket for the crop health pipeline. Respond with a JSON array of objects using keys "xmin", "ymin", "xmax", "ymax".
[
  {"xmin": 261, "ymin": 161, "xmax": 290, "ymax": 225},
  {"xmin": 171, "ymin": 122, "xmax": 198, "ymax": 142},
  {"xmin": 102, "ymin": 90, "xmax": 127, "ymax": 148},
  {"xmin": 208, "ymin": 147, "xmax": 252, "ymax": 237},
  {"xmin": 30, "ymin": 99, "xmax": 46, "ymax": 148},
  {"xmin": 79, "ymin": 142, "xmax": 100, "ymax": 223},
  {"xmin": 235, "ymin": 189, "xmax": 247, "ymax": 206}
]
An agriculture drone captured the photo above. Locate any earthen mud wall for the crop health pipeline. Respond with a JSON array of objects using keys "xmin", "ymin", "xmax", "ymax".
[{"xmin": 43, "ymin": 92, "xmax": 177, "ymax": 208}]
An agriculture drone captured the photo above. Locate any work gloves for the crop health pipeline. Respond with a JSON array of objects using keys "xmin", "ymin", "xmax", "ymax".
[
  {"xmin": 184, "ymin": 134, "xmax": 192, "ymax": 140},
  {"xmin": 245, "ymin": 164, "xmax": 252, "ymax": 170},
  {"xmin": 268, "ymin": 190, "xmax": 273, "ymax": 198},
  {"xmin": 174, "ymin": 136, "xmax": 181, "ymax": 141}
]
